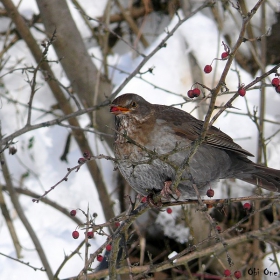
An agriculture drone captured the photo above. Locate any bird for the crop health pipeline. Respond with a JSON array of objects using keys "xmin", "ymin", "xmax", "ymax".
[{"xmin": 110, "ymin": 93, "xmax": 280, "ymax": 200}]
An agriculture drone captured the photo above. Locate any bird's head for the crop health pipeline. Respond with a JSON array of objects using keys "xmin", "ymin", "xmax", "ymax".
[{"xmin": 110, "ymin": 93, "xmax": 152, "ymax": 121}]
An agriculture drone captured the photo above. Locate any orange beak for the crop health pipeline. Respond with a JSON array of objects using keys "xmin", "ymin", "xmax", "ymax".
[{"xmin": 110, "ymin": 105, "xmax": 130, "ymax": 115}]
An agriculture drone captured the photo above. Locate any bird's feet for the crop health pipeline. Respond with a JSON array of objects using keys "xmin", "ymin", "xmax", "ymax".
[{"xmin": 160, "ymin": 180, "xmax": 181, "ymax": 200}]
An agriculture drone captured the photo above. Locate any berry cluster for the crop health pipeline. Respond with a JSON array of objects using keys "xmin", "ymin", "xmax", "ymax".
[
  {"xmin": 272, "ymin": 77, "xmax": 280, "ymax": 93},
  {"xmin": 187, "ymin": 42, "xmax": 233, "ymax": 99},
  {"xmin": 69, "ymin": 209, "xmax": 113, "ymax": 263},
  {"xmin": 187, "ymin": 88, "xmax": 201, "ymax": 99},
  {"xmin": 224, "ymin": 269, "xmax": 241, "ymax": 279},
  {"xmin": 203, "ymin": 41, "xmax": 230, "ymax": 75}
]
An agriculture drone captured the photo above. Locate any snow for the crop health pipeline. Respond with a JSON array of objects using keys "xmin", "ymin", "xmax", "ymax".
[{"xmin": 1, "ymin": 0, "xmax": 280, "ymax": 279}]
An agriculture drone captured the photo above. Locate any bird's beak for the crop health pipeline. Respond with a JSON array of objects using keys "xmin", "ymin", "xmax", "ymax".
[{"xmin": 110, "ymin": 105, "xmax": 130, "ymax": 115}]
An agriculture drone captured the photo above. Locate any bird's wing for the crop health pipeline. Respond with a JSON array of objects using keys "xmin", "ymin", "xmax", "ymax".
[{"xmin": 155, "ymin": 105, "xmax": 253, "ymax": 157}]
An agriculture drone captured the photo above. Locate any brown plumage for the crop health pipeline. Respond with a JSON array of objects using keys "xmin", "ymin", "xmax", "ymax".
[{"xmin": 110, "ymin": 93, "xmax": 280, "ymax": 198}]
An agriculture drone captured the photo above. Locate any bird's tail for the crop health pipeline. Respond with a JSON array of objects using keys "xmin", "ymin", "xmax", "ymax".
[{"xmin": 237, "ymin": 164, "xmax": 280, "ymax": 192}]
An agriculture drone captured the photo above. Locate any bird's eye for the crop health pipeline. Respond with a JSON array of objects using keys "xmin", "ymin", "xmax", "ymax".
[{"xmin": 131, "ymin": 101, "xmax": 137, "ymax": 108}]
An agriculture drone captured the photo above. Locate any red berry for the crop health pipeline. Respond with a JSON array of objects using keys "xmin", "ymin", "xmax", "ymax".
[
  {"xmin": 87, "ymin": 231, "xmax": 94, "ymax": 239},
  {"xmin": 192, "ymin": 88, "xmax": 201, "ymax": 97},
  {"xmin": 187, "ymin": 89, "xmax": 194, "ymax": 98},
  {"xmin": 224, "ymin": 269, "xmax": 231, "ymax": 277},
  {"xmin": 276, "ymin": 85, "xmax": 280, "ymax": 93},
  {"xmin": 115, "ymin": 222, "xmax": 120, "ymax": 227},
  {"xmin": 243, "ymin": 202, "xmax": 251, "ymax": 210},
  {"xmin": 221, "ymin": 52, "xmax": 229, "ymax": 59},
  {"xmin": 238, "ymin": 88, "xmax": 246, "ymax": 97},
  {"xmin": 141, "ymin": 196, "xmax": 147, "ymax": 203},
  {"xmin": 206, "ymin": 188, "xmax": 214, "ymax": 198},
  {"xmin": 234, "ymin": 270, "xmax": 241, "ymax": 279},
  {"xmin": 272, "ymin": 78, "xmax": 280, "ymax": 87},
  {"xmin": 166, "ymin": 207, "xmax": 172, "ymax": 214},
  {"xmin": 97, "ymin": 255, "xmax": 103, "ymax": 262},
  {"xmin": 70, "ymin": 210, "xmax": 76, "ymax": 216},
  {"xmin": 72, "ymin": 230, "xmax": 79, "ymax": 239},
  {"xmin": 216, "ymin": 225, "xmax": 221, "ymax": 233},
  {"xmin": 106, "ymin": 244, "xmax": 112, "ymax": 251},
  {"xmin": 204, "ymin": 65, "xmax": 212, "ymax": 73}
]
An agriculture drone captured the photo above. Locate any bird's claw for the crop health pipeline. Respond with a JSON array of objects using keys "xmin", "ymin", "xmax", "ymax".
[{"xmin": 160, "ymin": 180, "xmax": 181, "ymax": 200}]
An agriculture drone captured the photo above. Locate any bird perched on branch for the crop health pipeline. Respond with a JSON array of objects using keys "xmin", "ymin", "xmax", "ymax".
[{"xmin": 110, "ymin": 93, "xmax": 280, "ymax": 200}]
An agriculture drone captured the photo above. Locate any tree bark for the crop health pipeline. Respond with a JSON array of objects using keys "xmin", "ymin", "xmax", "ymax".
[{"xmin": 2, "ymin": 0, "xmax": 115, "ymax": 222}]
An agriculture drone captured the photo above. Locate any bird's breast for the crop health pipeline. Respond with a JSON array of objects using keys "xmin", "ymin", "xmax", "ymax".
[{"xmin": 114, "ymin": 116, "xmax": 150, "ymax": 161}]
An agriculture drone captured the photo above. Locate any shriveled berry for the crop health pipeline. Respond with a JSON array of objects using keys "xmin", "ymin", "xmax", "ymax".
[
  {"xmin": 272, "ymin": 78, "xmax": 280, "ymax": 87},
  {"xmin": 166, "ymin": 207, "xmax": 172, "ymax": 214},
  {"xmin": 78, "ymin": 157, "xmax": 86, "ymax": 164},
  {"xmin": 106, "ymin": 244, "xmax": 112, "ymax": 251},
  {"xmin": 97, "ymin": 255, "xmax": 103, "ymax": 262},
  {"xmin": 238, "ymin": 88, "xmax": 246, "ymax": 97},
  {"xmin": 83, "ymin": 150, "xmax": 91, "ymax": 159},
  {"xmin": 243, "ymin": 202, "xmax": 251, "ymax": 210},
  {"xmin": 115, "ymin": 222, "xmax": 120, "ymax": 227},
  {"xmin": 276, "ymin": 85, "xmax": 280, "ymax": 93},
  {"xmin": 206, "ymin": 188, "xmax": 214, "ymax": 198},
  {"xmin": 221, "ymin": 52, "xmax": 229, "ymax": 59},
  {"xmin": 87, "ymin": 231, "xmax": 94, "ymax": 239},
  {"xmin": 204, "ymin": 65, "xmax": 212, "ymax": 73},
  {"xmin": 216, "ymin": 225, "xmax": 221, "ymax": 233},
  {"xmin": 206, "ymin": 204, "xmax": 213, "ymax": 209},
  {"xmin": 187, "ymin": 89, "xmax": 194, "ymax": 98},
  {"xmin": 72, "ymin": 230, "xmax": 79, "ymax": 239},
  {"xmin": 70, "ymin": 210, "xmax": 76, "ymax": 216},
  {"xmin": 234, "ymin": 270, "xmax": 241, "ymax": 279},
  {"xmin": 224, "ymin": 269, "xmax": 231, "ymax": 277},
  {"xmin": 192, "ymin": 88, "xmax": 201, "ymax": 97}
]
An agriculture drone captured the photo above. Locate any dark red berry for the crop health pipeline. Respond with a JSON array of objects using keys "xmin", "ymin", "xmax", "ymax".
[
  {"xmin": 87, "ymin": 231, "xmax": 94, "ymax": 239},
  {"xmin": 204, "ymin": 65, "xmax": 212, "ymax": 73},
  {"xmin": 243, "ymin": 202, "xmax": 251, "ymax": 210},
  {"xmin": 234, "ymin": 270, "xmax": 241, "ymax": 279},
  {"xmin": 106, "ymin": 244, "xmax": 112, "ymax": 251},
  {"xmin": 224, "ymin": 269, "xmax": 231, "ymax": 277},
  {"xmin": 70, "ymin": 210, "xmax": 76, "ymax": 216},
  {"xmin": 206, "ymin": 188, "xmax": 214, "ymax": 198},
  {"xmin": 72, "ymin": 230, "xmax": 79, "ymax": 239},
  {"xmin": 187, "ymin": 89, "xmax": 194, "ymax": 98},
  {"xmin": 78, "ymin": 158, "xmax": 86, "ymax": 164},
  {"xmin": 276, "ymin": 85, "xmax": 280, "ymax": 93},
  {"xmin": 272, "ymin": 78, "xmax": 280, "ymax": 87},
  {"xmin": 97, "ymin": 255, "xmax": 103, "ymax": 262},
  {"xmin": 192, "ymin": 88, "xmax": 201, "ymax": 97},
  {"xmin": 238, "ymin": 88, "xmax": 246, "ymax": 97},
  {"xmin": 166, "ymin": 207, "xmax": 172, "ymax": 214},
  {"xmin": 216, "ymin": 225, "xmax": 221, "ymax": 233},
  {"xmin": 141, "ymin": 196, "xmax": 147, "ymax": 203},
  {"xmin": 115, "ymin": 222, "xmax": 120, "ymax": 227},
  {"xmin": 221, "ymin": 52, "xmax": 229, "ymax": 59}
]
